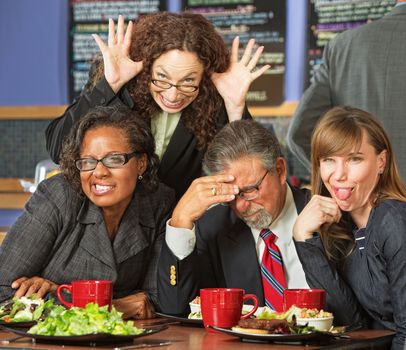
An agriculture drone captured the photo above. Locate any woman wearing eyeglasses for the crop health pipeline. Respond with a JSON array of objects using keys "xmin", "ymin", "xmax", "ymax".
[
  {"xmin": 0, "ymin": 106, "xmax": 174, "ymax": 319},
  {"xmin": 45, "ymin": 12, "xmax": 269, "ymax": 201}
]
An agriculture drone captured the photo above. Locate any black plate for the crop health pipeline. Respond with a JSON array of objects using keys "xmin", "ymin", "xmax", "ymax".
[
  {"xmin": 155, "ymin": 312, "xmax": 203, "ymax": 327},
  {"xmin": 209, "ymin": 325, "xmax": 334, "ymax": 343},
  {"xmin": 0, "ymin": 324, "xmax": 168, "ymax": 345},
  {"xmin": 0, "ymin": 320, "xmax": 36, "ymax": 328}
]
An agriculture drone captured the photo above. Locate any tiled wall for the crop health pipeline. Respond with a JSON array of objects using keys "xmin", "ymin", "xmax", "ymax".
[
  {"xmin": 0, "ymin": 120, "xmax": 51, "ymax": 178},
  {"xmin": 0, "ymin": 117, "xmax": 309, "ymax": 183}
]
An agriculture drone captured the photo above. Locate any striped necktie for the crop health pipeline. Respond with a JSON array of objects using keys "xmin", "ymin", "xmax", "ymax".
[{"xmin": 260, "ymin": 228, "xmax": 286, "ymax": 311}]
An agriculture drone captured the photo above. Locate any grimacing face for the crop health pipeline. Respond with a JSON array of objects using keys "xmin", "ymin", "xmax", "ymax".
[
  {"xmin": 224, "ymin": 156, "xmax": 288, "ymax": 230},
  {"xmin": 149, "ymin": 49, "xmax": 204, "ymax": 113},
  {"xmin": 79, "ymin": 126, "xmax": 146, "ymax": 218},
  {"xmin": 319, "ymin": 130, "xmax": 386, "ymax": 225}
]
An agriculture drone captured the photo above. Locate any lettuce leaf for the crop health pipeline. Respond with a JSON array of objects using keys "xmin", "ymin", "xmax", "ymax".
[{"xmin": 28, "ymin": 303, "xmax": 144, "ymax": 336}]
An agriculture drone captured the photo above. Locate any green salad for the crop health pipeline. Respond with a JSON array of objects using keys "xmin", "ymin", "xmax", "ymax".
[
  {"xmin": 0, "ymin": 295, "xmax": 56, "ymax": 323},
  {"xmin": 28, "ymin": 303, "xmax": 144, "ymax": 336},
  {"xmin": 256, "ymin": 306, "xmax": 315, "ymax": 334}
]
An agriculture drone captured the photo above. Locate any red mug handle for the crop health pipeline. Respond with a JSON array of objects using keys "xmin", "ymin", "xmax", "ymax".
[
  {"xmin": 56, "ymin": 284, "xmax": 73, "ymax": 308},
  {"xmin": 240, "ymin": 294, "xmax": 259, "ymax": 320}
]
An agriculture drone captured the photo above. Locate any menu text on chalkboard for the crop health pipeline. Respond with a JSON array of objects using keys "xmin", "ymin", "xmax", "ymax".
[
  {"xmin": 69, "ymin": 0, "xmax": 166, "ymax": 101},
  {"xmin": 307, "ymin": 0, "xmax": 396, "ymax": 87},
  {"xmin": 183, "ymin": 0, "xmax": 286, "ymax": 107}
]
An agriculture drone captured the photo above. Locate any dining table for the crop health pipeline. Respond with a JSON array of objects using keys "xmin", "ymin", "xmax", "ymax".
[{"xmin": 0, "ymin": 316, "xmax": 395, "ymax": 350}]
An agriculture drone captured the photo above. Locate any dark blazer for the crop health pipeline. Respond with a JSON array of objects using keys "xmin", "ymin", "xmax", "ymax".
[
  {"xmin": 157, "ymin": 186, "xmax": 308, "ymax": 312},
  {"xmin": 0, "ymin": 174, "xmax": 174, "ymax": 305},
  {"xmin": 45, "ymin": 77, "xmax": 252, "ymax": 200},
  {"xmin": 296, "ymin": 199, "xmax": 406, "ymax": 350},
  {"xmin": 288, "ymin": 5, "xmax": 406, "ymax": 180}
]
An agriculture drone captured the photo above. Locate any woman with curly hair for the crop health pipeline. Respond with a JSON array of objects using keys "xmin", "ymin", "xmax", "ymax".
[
  {"xmin": 0, "ymin": 106, "xmax": 174, "ymax": 319},
  {"xmin": 46, "ymin": 12, "xmax": 269, "ymax": 200},
  {"xmin": 293, "ymin": 106, "xmax": 406, "ymax": 349}
]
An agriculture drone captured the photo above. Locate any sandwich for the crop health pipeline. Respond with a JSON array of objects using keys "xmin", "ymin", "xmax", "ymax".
[{"xmin": 232, "ymin": 318, "xmax": 290, "ymax": 334}]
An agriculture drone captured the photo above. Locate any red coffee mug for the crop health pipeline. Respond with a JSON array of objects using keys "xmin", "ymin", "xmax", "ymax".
[
  {"xmin": 283, "ymin": 288, "xmax": 326, "ymax": 311},
  {"xmin": 200, "ymin": 288, "xmax": 259, "ymax": 332},
  {"xmin": 56, "ymin": 280, "xmax": 113, "ymax": 308}
]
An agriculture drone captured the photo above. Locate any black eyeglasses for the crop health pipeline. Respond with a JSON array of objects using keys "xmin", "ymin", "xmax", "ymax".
[
  {"xmin": 222, "ymin": 170, "xmax": 269, "ymax": 206},
  {"xmin": 75, "ymin": 152, "xmax": 138, "ymax": 171},
  {"xmin": 151, "ymin": 79, "xmax": 199, "ymax": 93},
  {"xmin": 237, "ymin": 170, "xmax": 269, "ymax": 200}
]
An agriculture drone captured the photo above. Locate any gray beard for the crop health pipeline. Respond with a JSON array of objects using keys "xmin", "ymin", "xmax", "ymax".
[{"xmin": 241, "ymin": 208, "xmax": 273, "ymax": 230}]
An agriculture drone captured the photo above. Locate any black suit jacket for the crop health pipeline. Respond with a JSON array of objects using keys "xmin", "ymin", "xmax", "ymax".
[
  {"xmin": 45, "ymin": 77, "xmax": 252, "ymax": 200},
  {"xmin": 157, "ymin": 186, "xmax": 308, "ymax": 313}
]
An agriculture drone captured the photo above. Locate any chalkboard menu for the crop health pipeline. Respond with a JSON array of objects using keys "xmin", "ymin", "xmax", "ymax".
[
  {"xmin": 69, "ymin": 0, "xmax": 166, "ymax": 100},
  {"xmin": 182, "ymin": 1, "xmax": 286, "ymax": 107},
  {"xmin": 307, "ymin": 0, "xmax": 396, "ymax": 86}
]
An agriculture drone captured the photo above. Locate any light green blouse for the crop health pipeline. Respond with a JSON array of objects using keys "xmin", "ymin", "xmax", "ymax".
[{"xmin": 151, "ymin": 111, "xmax": 181, "ymax": 160}]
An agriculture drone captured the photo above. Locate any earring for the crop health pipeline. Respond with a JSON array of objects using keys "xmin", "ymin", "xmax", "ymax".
[{"xmin": 138, "ymin": 175, "xmax": 143, "ymax": 180}]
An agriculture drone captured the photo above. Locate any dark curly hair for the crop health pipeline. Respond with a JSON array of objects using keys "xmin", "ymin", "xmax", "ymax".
[
  {"xmin": 59, "ymin": 106, "xmax": 159, "ymax": 196},
  {"xmin": 91, "ymin": 12, "xmax": 230, "ymax": 149}
]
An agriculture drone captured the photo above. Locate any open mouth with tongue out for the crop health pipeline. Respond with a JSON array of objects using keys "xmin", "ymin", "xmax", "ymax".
[{"xmin": 333, "ymin": 187, "xmax": 353, "ymax": 201}]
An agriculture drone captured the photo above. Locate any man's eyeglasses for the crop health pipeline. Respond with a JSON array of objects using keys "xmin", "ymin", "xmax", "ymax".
[
  {"xmin": 151, "ymin": 79, "xmax": 199, "ymax": 93},
  {"xmin": 75, "ymin": 152, "xmax": 138, "ymax": 171},
  {"xmin": 222, "ymin": 170, "xmax": 269, "ymax": 206}
]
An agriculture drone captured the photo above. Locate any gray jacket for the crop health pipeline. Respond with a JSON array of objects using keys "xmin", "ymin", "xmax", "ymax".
[
  {"xmin": 0, "ymin": 174, "xmax": 174, "ymax": 304},
  {"xmin": 288, "ymin": 4, "xmax": 406, "ymax": 180}
]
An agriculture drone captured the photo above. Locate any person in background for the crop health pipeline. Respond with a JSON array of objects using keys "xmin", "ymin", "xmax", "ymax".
[
  {"xmin": 287, "ymin": 1, "xmax": 406, "ymax": 180},
  {"xmin": 0, "ymin": 106, "xmax": 174, "ymax": 319},
  {"xmin": 158, "ymin": 120, "xmax": 366, "ymax": 328},
  {"xmin": 293, "ymin": 106, "xmax": 406, "ymax": 349},
  {"xmin": 46, "ymin": 12, "xmax": 269, "ymax": 200}
]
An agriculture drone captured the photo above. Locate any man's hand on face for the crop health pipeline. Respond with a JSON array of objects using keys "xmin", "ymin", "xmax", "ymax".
[{"xmin": 171, "ymin": 175, "xmax": 239, "ymax": 229}]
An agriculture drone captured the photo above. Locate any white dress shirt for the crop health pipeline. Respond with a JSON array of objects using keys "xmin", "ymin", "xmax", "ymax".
[
  {"xmin": 253, "ymin": 186, "xmax": 309, "ymax": 288},
  {"xmin": 166, "ymin": 186, "xmax": 309, "ymax": 288}
]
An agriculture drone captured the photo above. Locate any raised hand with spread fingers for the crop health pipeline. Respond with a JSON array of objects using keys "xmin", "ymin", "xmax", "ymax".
[
  {"xmin": 211, "ymin": 36, "xmax": 271, "ymax": 122},
  {"xmin": 92, "ymin": 15, "xmax": 143, "ymax": 93}
]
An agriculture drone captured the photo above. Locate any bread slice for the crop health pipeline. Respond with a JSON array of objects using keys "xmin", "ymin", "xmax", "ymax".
[{"xmin": 231, "ymin": 326, "xmax": 269, "ymax": 334}]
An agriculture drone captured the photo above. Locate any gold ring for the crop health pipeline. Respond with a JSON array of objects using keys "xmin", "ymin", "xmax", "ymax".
[{"xmin": 211, "ymin": 187, "xmax": 217, "ymax": 196}]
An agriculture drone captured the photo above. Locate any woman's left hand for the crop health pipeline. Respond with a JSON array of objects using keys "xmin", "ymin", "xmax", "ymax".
[
  {"xmin": 112, "ymin": 292, "xmax": 155, "ymax": 319},
  {"xmin": 11, "ymin": 276, "xmax": 59, "ymax": 299},
  {"xmin": 211, "ymin": 36, "xmax": 270, "ymax": 122}
]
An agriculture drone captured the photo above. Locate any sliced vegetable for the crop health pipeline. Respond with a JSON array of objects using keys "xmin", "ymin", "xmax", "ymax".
[{"xmin": 0, "ymin": 295, "xmax": 55, "ymax": 323}]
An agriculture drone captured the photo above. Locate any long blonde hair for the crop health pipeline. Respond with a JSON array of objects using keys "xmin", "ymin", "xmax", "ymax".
[{"xmin": 311, "ymin": 106, "xmax": 406, "ymax": 260}]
